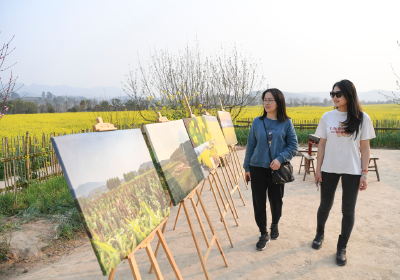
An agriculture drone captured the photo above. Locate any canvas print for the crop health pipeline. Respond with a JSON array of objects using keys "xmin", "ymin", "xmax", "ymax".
[
  {"xmin": 203, "ymin": 115, "xmax": 230, "ymax": 157},
  {"xmin": 52, "ymin": 130, "xmax": 170, "ymax": 276},
  {"xmin": 183, "ymin": 117, "xmax": 221, "ymax": 174},
  {"xmin": 217, "ymin": 111, "xmax": 238, "ymax": 146},
  {"xmin": 145, "ymin": 120, "xmax": 205, "ymax": 205}
]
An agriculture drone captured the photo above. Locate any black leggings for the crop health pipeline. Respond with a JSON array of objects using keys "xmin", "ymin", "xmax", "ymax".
[
  {"xmin": 317, "ymin": 172, "xmax": 360, "ymax": 240},
  {"xmin": 250, "ymin": 165, "xmax": 284, "ymax": 234}
]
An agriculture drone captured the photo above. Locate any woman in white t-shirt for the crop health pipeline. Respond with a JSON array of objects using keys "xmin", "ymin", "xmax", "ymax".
[{"xmin": 312, "ymin": 79, "xmax": 375, "ymax": 266}]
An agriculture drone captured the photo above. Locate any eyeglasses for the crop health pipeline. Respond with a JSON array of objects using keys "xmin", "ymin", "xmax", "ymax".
[
  {"xmin": 263, "ymin": 99, "xmax": 275, "ymax": 104},
  {"xmin": 330, "ymin": 91, "xmax": 343, "ymax": 98}
]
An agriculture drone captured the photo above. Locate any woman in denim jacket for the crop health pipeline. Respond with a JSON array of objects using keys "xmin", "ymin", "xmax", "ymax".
[{"xmin": 243, "ymin": 88, "xmax": 298, "ymax": 251}]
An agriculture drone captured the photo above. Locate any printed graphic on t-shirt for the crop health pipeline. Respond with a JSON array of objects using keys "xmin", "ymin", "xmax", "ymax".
[
  {"xmin": 330, "ymin": 122, "xmax": 350, "ymax": 137},
  {"xmin": 266, "ymin": 130, "xmax": 273, "ymax": 150}
]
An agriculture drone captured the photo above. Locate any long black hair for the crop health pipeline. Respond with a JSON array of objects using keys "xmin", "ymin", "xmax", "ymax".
[
  {"xmin": 333, "ymin": 79, "xmax": 363, "ymax": 138},
  {"xmin": 260, "ymin": 88, "xmax": 290, "ymax": 122}
]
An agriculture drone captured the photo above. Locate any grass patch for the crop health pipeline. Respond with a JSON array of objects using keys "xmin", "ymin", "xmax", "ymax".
[
  {"xmin": 235, "ymin": 128, "xmax": 250, "ymax": 146},
  {"xmin": 0, "ymin": 176, "xmax": 83, "ymax": 239}
]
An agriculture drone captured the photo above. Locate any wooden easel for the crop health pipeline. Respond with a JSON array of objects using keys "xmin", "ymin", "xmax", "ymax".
[
  {"xmin": 93, "ymin": 118, "xmax": 182, "ymax": 280},
  {"xmin": 148, "ymin": 111, "xmax": 229, "ymax": 279},
  {"xmin": 171, "ymin": 96, "xmax": 238, "ymax": 247},
  {"xmin": 200, "ymin": 109, "xmax": 245, "ymax": 217},
  {"xmin": 178, "ymin": 185, "xmax": 228, "ymax": 279},
  {"xmin": 108, "ymin": 217, "xmax": 182, "ymax": 280},
  {"xmin": 218, "ymin": 98, "xmax": 248, "ymax": 190},
  {"xmin": 93, "ymin": 117, "xmax": 117, "ymax": 132}
]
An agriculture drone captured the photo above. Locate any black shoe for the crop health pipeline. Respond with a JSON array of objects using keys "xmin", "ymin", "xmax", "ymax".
[
  {"xmin": 270, "ymin": 223, "xmax": 279, "ymax": 240},
  {"xmin": 312, "ymin": 225, "xmax": 325, "ymax": 250},
  {"xmin": 256, "ymin": 233, "xmax": 270, "ymax": 251},
  {"xmin": 336, "ymin": 235, "xmax": 348, "ymax": 266}
]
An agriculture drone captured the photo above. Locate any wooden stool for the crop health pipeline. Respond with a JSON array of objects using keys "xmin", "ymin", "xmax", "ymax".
[
  {"xmin": 369, "ymin": 156, "xmax": 380, "ymax": 181},
  {"xmin": 299, "ymin": 152, "xmax": 315, "ymax": 181}
]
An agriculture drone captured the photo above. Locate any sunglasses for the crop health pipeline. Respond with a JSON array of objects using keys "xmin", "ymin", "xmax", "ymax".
[{"xmin": 330, "ymin": 91, "xmax": 343, "ymax": 98}]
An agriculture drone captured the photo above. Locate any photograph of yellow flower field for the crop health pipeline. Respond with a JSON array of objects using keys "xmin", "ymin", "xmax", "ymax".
[
  {"xmin": 203, "ymin": 115, "xmax": 230, "ymax": 156},
  {"xmin": 52, "ymin": 129, "xmax": 170, "ymax": 276},
  {"xmin": 183, "ymin": 117, "xmax": 220, "ymax": 175},
  {"xmin": 144, "ymin": 120, "xmax": 205, "ymax": 205}
]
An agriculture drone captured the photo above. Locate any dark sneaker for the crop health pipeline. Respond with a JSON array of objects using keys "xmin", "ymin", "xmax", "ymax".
[
  {"xmin": 270, "ymin": 223, "xmax": 279, "ymax": 240},
  {"xmin": 256, "ymin": 233, "xmax": 270, "ymax": 251}
]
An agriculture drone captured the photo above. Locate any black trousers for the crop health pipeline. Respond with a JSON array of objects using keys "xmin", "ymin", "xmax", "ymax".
[
  {"xmin": 250, "ymin": 165, "xmax": 285, "ymax": 234},
  {"xmin": 317, "ymin": 171, "xmax": 360, "ymax": 240}
]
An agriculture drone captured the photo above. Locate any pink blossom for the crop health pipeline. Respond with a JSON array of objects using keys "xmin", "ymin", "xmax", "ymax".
[{"xmin": 5, "ymin": 107, "xmax": 8, "ymax": 111}]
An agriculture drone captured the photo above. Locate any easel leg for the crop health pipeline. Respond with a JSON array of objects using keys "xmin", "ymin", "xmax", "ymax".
[
  {"xmin": 182, "ymin": 200, "xmax": 210, "ymax": 280},
  {"xmin": 173, "ymin": 203, "xmax": 182, "ymax": 230},
  {"xmin": 196, "ymin": 178, "xmax": 207, "ymax": 206},
  {"xmin": 209, "ymin": 174, "xmax": 227, "ymax": 212},
  {"xmin": 145, "ymin": 244, "xmax": 163, "ymax": 280},
  {"xmin": 196, "ymin": 189, "xmax": 229, "ymax": 267},
  {"xmin": 233, "ymin": 145, "xmax": 248, "ymax": 190},
  {"xmin": 150, "ymin": 219, "xmax": 168, "ymax": 274},
  {"xmin": 108, "ymin": 268, "xmax": 117, "ymax": 280},
  {"xmin": 223, "ymin": 157, "xmax": 246, "ymax": 207},
  {"xmin": 218, "ymin": 162, "xmax": 239, "ymax": 218},
  {"xmin": 128, "ymin": 255, "xmax": 142, "ymax": 280},
  {"xmin": 156, "ymin": 228, "xmax": 183, "ymax": 280},
  {"xmin": 228, "ymin": 146, "xmax": 239, "ymax": 183},
  {"xmin": 189, "ymin": 196, "xmax": 210, "ymax": 247},
  {"xmin": 209, "ymin": 174, "xmax": 234, "ymax": 247},
  {"xmin": 225, "ymin": 156, "xmax": 239, "ymax": 185},
  {"xmin": 213, "ymin": 173, "xmax": 238, "ymax": 226}
]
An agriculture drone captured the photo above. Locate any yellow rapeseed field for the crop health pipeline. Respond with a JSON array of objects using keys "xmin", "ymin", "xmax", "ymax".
[
  {"xmin": 239, "ymin": 104, "xmax": 400, "ymax": 122},
  {"xmin": 0, "ymin": 104, "xmax": 398, "ymax": 140}
]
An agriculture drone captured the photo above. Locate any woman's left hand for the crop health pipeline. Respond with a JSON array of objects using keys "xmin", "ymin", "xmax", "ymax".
[
  {"xmin": 359, "ymin": 176, "xmax": 368, "ymax": 191},
  {"xmin": 270, "ymin": 159, "xmax": 281, "ymax": 170}
]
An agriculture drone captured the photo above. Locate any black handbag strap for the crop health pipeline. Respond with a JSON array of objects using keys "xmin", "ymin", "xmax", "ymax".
[{"xmin": 262, "ymin": 119, "xmax": 273, "ymax": 164}]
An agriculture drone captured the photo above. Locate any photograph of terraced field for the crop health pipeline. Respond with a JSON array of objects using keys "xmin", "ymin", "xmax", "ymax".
[{"xmin": 145, "ymin": 120, "xmax": 205, "ymax": 205}]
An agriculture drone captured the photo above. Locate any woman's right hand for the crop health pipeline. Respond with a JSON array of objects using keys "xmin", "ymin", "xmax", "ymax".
[
  {"xmin": 245, "ymin": 172, "xmax": 251, "ymax": 182},
  {"xmin": 315, "ymin": 171, "xmax": 322, "ymax": 187}
]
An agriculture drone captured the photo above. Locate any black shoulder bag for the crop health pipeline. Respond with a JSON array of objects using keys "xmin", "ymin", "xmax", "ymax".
[{"xmin": 262, "ymin": 120, "xmax": 294, "ymax": 184}]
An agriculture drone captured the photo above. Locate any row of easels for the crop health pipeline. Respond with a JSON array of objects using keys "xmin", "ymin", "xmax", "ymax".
[{"xmin": 98, "ymin": 95, "xmax": 249, "ymax": 280}]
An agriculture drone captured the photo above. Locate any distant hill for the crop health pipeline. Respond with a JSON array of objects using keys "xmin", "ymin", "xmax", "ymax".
[
  {"xmin": 87, "ymin": 185, "xmax": 108, "ymax": 198},
  {"xmin": 74, "ymin": 181, "xmax": 107, "ymax": 198},
  {"xmin": 138, "ymin": 161, "xmax": 155, "ymax": 171},
  {"xmin": 14, "ymin": 83, "xmax": 125, "ymax": 99},
  {"xmin": 14, "ymin": 83, "xmax": 397, "ymax": 102}
]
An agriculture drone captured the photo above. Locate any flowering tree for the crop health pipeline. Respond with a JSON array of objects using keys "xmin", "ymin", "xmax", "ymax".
[
  {"xmin": 0, "ymin": 35, "xmax": 21, "ymax": 119},
  {"xmin": 122, "ymin": 42, "xmax": 265, "ymax": 122}
]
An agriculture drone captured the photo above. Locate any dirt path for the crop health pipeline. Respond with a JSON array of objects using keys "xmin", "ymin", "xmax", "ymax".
[{"xmin": 3, "ymin": 148, "xmax": 400, "ymax": 279}]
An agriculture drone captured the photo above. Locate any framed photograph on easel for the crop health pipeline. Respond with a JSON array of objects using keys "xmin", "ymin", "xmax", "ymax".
[{"xmin": 52, "ymin": 129, "xmax": 171, "ymax": 276}]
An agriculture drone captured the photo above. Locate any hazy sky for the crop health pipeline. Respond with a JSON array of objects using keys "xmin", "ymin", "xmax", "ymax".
[
  {"xmin": 145, "ymin": 120, "xmax": 189, "ymax": 162},
  {"xmin": 1, "ymin": 0, "xmax": 399, "ymax": 92},
  {"xmin": 53, "ymin": 129, "xmax": 151, "ymax": 187}
]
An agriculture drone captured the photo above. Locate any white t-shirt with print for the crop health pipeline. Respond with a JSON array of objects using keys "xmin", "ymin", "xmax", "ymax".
[{"xmin": 315, "ymin": 110, "xmax": 376, "ymax": 175}]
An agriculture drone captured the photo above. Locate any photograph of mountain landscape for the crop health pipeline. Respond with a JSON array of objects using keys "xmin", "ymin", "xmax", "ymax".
[
  {"xmin": 203, "ymin": 115, "xmax": 230, "ymax": 157},
  {"xmin": 52, "ymin": 129, "xmax": 170, "ymax": 276},
  {"xmin": 145, "ymin": 120, "xmax": 205, "ymax": 205},
  {"xmin": 183, "ymin": 116, "xmax": 220, "ymax": 174},
  {"xmin": 217, "ymin": 111, "xmax": 238, "ymax": 146}
]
